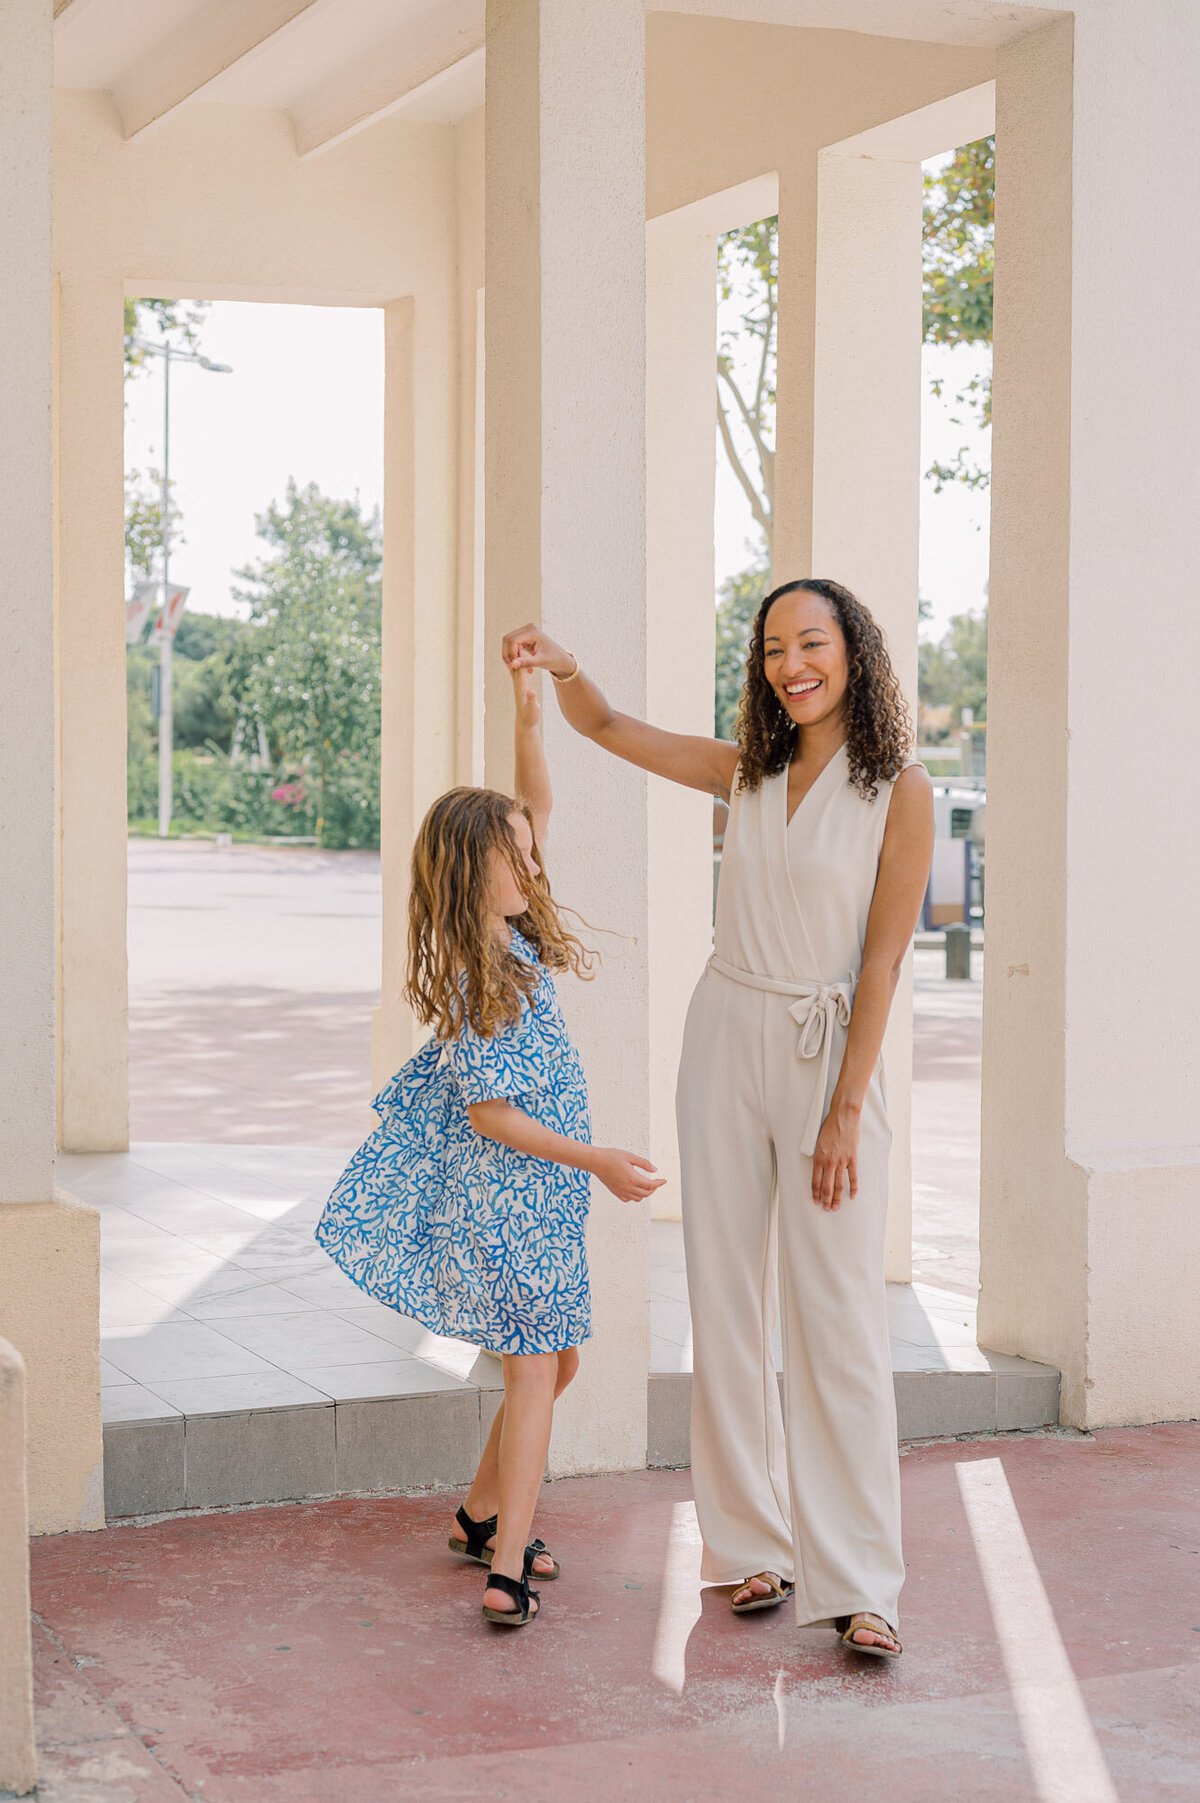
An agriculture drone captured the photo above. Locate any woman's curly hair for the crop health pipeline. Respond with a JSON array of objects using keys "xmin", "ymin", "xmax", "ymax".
[
  {"xmin": 734, "ymin": 578, "xmax": 913, "ymax": 800},
  {"xmin": 405, "ymin": 787, "xmax": 594, "ymax": 1041}
]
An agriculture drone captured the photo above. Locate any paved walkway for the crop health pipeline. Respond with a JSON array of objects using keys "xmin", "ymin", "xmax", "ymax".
[
  {"xmin": 59, "ymin": 1143, "xmax": 996, "ymax": 1430},
  {"xmin": 30, "ymin": 1425, "xmax": 1200, "ymax": 1800},
  {"xmin": 127, "ymin": 844, "xmax": 983, "ymax": 1291}
]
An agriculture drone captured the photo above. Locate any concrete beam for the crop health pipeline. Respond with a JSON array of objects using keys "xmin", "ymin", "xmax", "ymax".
[
  {"xmin": 292, "ymin": 4, "xmax": 484, "ymax": 158},
  {"xmin": 111, "ymin": 0, "xmax": 327, "ymax": 141}
]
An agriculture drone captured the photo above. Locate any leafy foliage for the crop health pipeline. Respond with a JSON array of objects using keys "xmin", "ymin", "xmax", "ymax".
[
  {"xmin": 917, "ymin": 607, "xmax": 988, "ymax": 739},
  {"xmin": 124, "ymin": 298, "xmax": 210, "ymax": 376},
  {"xmin": 716, "ymin": 219, "xmax": 777, "ymax": 557},
  {"xmin": 714, "ymin": 562, "xmax": 768, "ymax": 739},
  {"xmin": 125, "ymin": 468, "xmax": 184, "ymax": 586},
  {"xmin": 923, "ymin": 138, "xmax": 994, "ymax": 490},
  {"xmin": 232, "ymin": 481, "xmax": 382, "ymax": 847}
]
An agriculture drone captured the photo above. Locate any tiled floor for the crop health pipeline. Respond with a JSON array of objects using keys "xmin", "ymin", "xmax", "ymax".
[{"xmin": 61, "ymin": 1142, "xmax": 1005, "ymax": 1432}]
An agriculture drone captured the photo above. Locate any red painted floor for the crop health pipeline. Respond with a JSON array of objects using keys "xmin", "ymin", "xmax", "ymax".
[{"xmin": 29, "ymin": 1426, "xmax": 1200, "ymax": 1801}]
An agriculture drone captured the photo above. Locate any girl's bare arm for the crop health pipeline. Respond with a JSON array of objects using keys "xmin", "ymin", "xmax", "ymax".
[
  {"xmin": 502, "ymin": 623, "xmax": 740, "ymax": 802},
  {"xmin": 465, "ymin": 1099, "xmax": 665, "ymax": 1204},
  {"xmin": 512, "ymin": 666, "xmax": 552, "ymax": 846}
]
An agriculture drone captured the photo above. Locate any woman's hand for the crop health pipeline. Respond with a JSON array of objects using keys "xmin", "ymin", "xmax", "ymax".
[
  {"xmin": 511, "ymin": 661, "xmax": 542, "ymax": 730},
  {"xmin": 587, "ymin": 1147, "xmax": 666, "ymax": 1203},
  {"xmin": 503, "ymin": 623, "xmax": 576, "ymax": 681},
  {"xmin": 811, "ymin": 1100, "xmax": 861, "ymax": 1211}
]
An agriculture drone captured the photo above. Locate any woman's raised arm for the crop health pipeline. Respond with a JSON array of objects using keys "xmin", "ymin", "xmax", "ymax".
[{"xmin": 502, "ymin": 623, "xmax": 739, "ymax": 800}]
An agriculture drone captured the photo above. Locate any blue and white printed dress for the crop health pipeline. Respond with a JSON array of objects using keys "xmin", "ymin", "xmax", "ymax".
[{"xmin": 315, "ymin": 932, "xmax": 591, "ymax": 1355}]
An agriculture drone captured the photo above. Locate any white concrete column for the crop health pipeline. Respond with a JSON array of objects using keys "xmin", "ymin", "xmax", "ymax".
[
  {"xmin": 485, "ymin": 0, "xmax": 649, "ymax": 1473},
  {"xmin": 0, "ymin": 0, "xmax": 103, "ymax": 1538},
  {"xmin": 645, "ymin": 215, "xmax": 718, "ymax": 1220},
  {"xmin": 56, "ymin": 278, "xmax": 130, "ymax": 1152},
  {"xmin": 811, "ymin": 148, "xmax": 924, "ymax": 1283},
  {"xmin": 983, "ymin": 5, "xmax": 1200, "ymax": 1428},
  {"xmin": 372, "ymin": 295, "xmax": 461, "ymax": 1088}
]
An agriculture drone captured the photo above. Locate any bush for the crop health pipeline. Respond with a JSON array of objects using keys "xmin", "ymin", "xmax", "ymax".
[{"xmin": 126, "ymin": 746, "xmax": 380, "ymax": 847}]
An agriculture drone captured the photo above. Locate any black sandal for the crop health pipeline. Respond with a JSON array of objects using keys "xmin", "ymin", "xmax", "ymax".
[
  {"xmin": 449, "ymin": 1506, "xmax": 560, "ymax": 1579},
  {"xmin": 481, "ymin": 1570, "xmax": 540, "ymax": 1627}
]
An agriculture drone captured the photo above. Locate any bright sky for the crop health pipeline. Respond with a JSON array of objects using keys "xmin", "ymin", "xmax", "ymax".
[{"xmin": 125, "ymin": 291, "xmax": 989, "ymax": 647}]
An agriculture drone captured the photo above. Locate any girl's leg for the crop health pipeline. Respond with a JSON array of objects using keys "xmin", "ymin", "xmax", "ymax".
[
  {"xmin": 462, "ymin": 1345, "xmax": 579, "ymax": 1526},
  {"xmin": 484, "ymin": 1350, "xmax": 559, "ymax": 1615}
]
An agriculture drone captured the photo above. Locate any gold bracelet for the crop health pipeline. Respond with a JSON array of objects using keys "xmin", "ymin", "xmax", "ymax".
[{"xmin": 551, "ymin": 651, "xmax": 581, "ymax": 684}]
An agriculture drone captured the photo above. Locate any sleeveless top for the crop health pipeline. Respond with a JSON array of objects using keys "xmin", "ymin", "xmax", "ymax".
[{"xmin": 709, "ymin": 745, "xmax": 909, "ymax": 1153}]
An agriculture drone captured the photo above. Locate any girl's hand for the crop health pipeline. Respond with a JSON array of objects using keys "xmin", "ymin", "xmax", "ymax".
[
  {"xmin": 511, "ymin": 661, "xmax": 541, "ymax": 730},
  {"xmin": 811, "ymin": 1101, "xmax": 861, "ymax": 1211},
  {"xmin": 503, "ymin": 623, "xmax": 576, "ymax": 681},
  {"xmin": 588, "ymin": 1148, "xmax": 666, "ymax": 1203}
]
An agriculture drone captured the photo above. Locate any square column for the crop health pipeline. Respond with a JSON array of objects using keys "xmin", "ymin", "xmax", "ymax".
[
  {"xmin": 646, "ymin": 212, "xmax": 719, "ymax": 1218},
  {"xmin": 484, "ymin": 0, "xmax": 649, "ymax": 1473},
  {"xmin": 983, "ymin": 8, "xmax": 1200, "ymax": 1427},
  {"xmin": 811, "ymin": 147, "xmax": 924, "ymax": 1282},
  {"xmin": 371, "ymin": 296, "xmax": 460, "ymax": 1086},
  {"xmin": 0, "ymin": 0, "xmax": 103, "ymax": 1541},
  {"xmin": 56, "ymin": 277, "xmax": 130, "ymax": 1152}
]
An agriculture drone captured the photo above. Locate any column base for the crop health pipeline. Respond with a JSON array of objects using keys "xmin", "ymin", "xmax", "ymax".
[{"xmin": 0, "ymin": 1193, "xmax": 103, "ymax": 1533}]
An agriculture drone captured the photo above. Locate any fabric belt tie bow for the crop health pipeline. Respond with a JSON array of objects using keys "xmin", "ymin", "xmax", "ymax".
[{"xmin": 707, "ymin": 957, "xmax": 856, "ymax": 1156}]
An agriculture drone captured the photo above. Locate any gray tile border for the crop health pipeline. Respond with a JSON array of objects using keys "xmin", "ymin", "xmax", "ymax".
[
  {"xmin": 893, "ymin": 1370, "xmax": 997, "ymax": 1441},
  {"xmin": 184, "ymin": 1406, "xmax": 335, "ymax": 1508},
  {"xmin": 103, "ymin": 1419, "xmax": 185, "ymax": 1518},
  {"xmin": 647, "ymin": 1373, "xmax": 691, "ymax": 1468},
  {"xmin": 995, "ymin": 1364, "xmax": 1060, "ymax": 1432},
  {"xmin": 335, "ymin": 1391, "xmax": 481, "ymax": 1493}
]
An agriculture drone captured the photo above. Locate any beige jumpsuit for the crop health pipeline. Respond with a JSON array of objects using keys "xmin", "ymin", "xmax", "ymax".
[{"xmin": 676, "ymin": 744, "xmax": 906, "ymax": 1628}]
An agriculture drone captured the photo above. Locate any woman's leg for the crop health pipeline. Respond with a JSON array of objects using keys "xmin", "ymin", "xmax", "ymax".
[
  {"xmin": 484, "ymin": 1350, "xmax": 560, "ymax": 1614},
  {"xmin": 768, "ymin": 1036, "xmax": 904, "ymax": 1631},
  {"xmin": 677, "ymin": 977, "xmax": 793, "ymax": 1587}
]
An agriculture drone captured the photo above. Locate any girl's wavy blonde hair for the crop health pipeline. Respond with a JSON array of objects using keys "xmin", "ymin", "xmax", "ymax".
[{"xmin": 405, "ymin": 786, "xmax": 593, "ymax": 1041}]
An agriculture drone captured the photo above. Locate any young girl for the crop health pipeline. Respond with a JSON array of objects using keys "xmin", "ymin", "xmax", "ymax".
[{"xmin": 316, "ymin": 665, "xmax": 663, "ymax": 1626}]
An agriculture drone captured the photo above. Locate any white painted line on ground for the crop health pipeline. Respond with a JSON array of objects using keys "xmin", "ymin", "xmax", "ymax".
[
  {"xmin": 652, "ymin": 1499, "xmax": 703, "ymax": 1694},
  {"xmin": 956, "ymin": 1457, "xmax": 1119, "ymax": 1803}
]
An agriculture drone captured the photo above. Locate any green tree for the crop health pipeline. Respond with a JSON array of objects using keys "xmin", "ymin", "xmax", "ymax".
[
  {"xmin": 923, "ymin": 137, "xmax": 994, "ymax": 491},
  {"xmin": 125, "ymin": 467, "xmax": 184, "ymax": 590},
  {"xmin": 918, "ymin": 606, "xmax": 988, "ymax": 736},
  {"xmin": 232, "ymin": 481, "xmax": 382, "ymax": 845},
  {"xmin": 714, "ymin": 562, "xmax": 768, "ymax": 739},
  {"xmin": 124, "ymin": 298, "xmax": 210, "ymax": 376},
  {"xmin": 716, "ymin": 219, "xmax": 777, "ymax": 558}
]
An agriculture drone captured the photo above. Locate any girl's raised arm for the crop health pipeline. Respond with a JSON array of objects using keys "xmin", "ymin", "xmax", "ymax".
[
  {"xmin": 503, "ymin": 623, "xmax": 740, "ymax": 802},
  {"xmin": 512, "ymin": 663, "xmax": 552, "ymax": 847}
]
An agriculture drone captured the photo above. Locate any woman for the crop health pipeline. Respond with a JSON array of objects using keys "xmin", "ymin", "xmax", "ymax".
[{"xmin": 503, "ymin": 578, "xmax": 933, "ymax": 1657}]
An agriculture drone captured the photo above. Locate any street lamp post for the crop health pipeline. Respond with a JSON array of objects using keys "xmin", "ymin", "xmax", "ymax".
[{"xmin": 131, "ymin": 337, "xmax": 232, "ymax": 837}]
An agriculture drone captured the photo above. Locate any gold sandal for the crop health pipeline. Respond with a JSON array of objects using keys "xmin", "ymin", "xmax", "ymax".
[
  {"xmin": 731, "ymin": 1571, "xmax": 795, "ymax": 1614},
  {"xmin": 839, "ymin": 1613, "xmax": 902, "ymax": 1658}
]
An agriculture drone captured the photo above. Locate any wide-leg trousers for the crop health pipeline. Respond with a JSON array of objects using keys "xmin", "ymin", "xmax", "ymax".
[{"xmin": 676, "ymin": 967, "xmax": 905, "ymax": 1628}]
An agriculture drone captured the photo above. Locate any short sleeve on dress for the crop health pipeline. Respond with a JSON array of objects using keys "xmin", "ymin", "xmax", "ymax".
[{"xmin": 445, "ymin": 996, "xmax": 549, "ymax": 1105}]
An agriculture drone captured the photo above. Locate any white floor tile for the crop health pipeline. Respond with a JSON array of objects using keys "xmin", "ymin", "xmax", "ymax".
[
  {"xmin": 293, "ymin": 1358, "xmax": 470, "ymax": 1401},
  {"xmin": 145, "ymin": 1371, "xmax": 333, "ymax": 1415},
  {"xmin": 101, "ymin": 1320, "xmax": 279, "ymax": 1384},
  {"xmin": 101, "ymin": 1384, "xmax": 182, "ymax": 1424}
]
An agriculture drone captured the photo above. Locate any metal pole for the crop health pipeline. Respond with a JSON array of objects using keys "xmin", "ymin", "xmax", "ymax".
[{"xmin": 157, "ymin": 350, "xmax": 173, "ymax": 838}]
